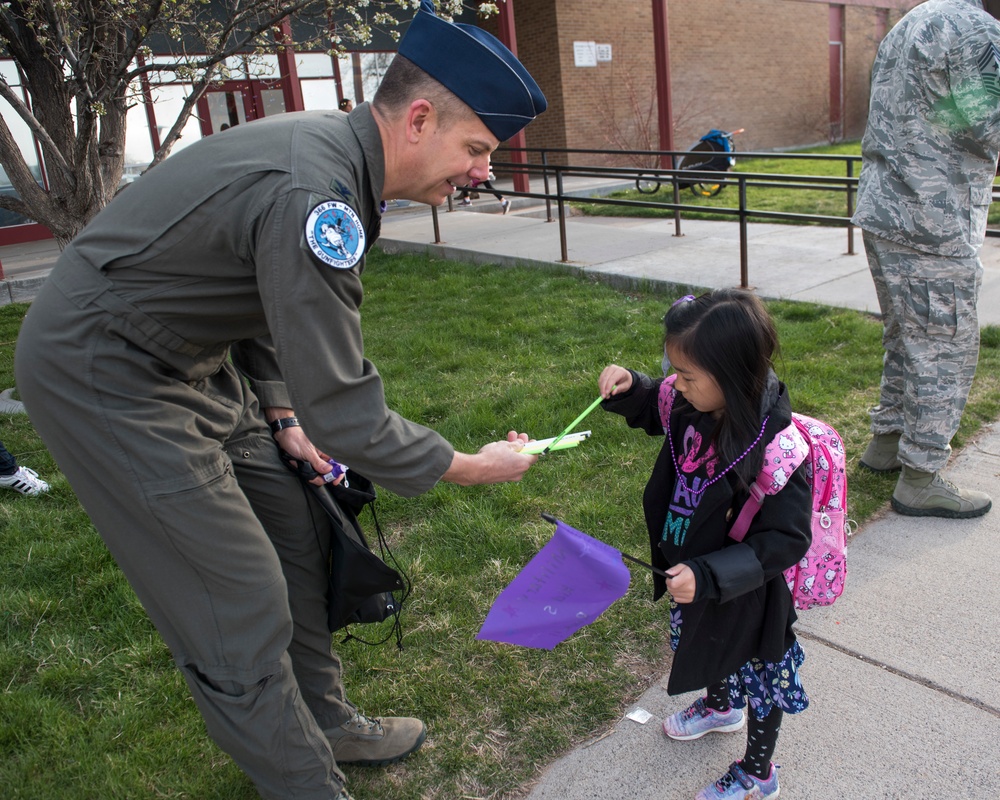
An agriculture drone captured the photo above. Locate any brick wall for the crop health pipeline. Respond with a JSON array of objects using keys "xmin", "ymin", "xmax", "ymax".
[{"xmin": 487, "ymin": 0, "xmax": 912, "ymax": 160}]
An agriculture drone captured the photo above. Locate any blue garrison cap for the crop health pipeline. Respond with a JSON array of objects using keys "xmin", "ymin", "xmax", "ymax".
[{"xmin": 398, "ymin": 0, "xmax": 547, "ymax": 142}]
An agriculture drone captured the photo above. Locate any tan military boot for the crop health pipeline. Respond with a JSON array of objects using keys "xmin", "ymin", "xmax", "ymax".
[
  {"xmin": 891, "ymin": 466, "xmax": 992, "ymax": 518},
  {"xmin": 326, "ymin": 710, "xmax": 426, "ymax": 766},
  {"xmin": 859, "ymin": 432, "xmax": 902, "ymax": 473}
]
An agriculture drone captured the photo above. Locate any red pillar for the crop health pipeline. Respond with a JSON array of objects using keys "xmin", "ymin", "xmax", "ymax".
[
  {"xmin": 276, "ymin": 20, "xmax": 305, "ymax": 112},
  {"xmin": 496, "ymin": 0, "xmax": 529, "ymax": 193},
  {"xmin": 651, "ymin": 0, "xmax": 675, "ymax": 168}
]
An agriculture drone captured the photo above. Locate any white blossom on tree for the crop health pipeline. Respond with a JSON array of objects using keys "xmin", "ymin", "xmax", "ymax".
[{"xmin": 0, "ymin": 0, "xmax": 501, "ymax": 245}]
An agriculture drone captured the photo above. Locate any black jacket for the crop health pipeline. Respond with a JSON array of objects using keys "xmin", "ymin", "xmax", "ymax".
[{"xmin": 603, "ymin": 371, "xmax": 811, "ymax": 694}]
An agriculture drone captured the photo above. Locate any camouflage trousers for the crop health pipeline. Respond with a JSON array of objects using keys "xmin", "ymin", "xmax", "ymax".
[{"xmin": 863, "ymin": 231, "xmax": 982, "ymax": 473}]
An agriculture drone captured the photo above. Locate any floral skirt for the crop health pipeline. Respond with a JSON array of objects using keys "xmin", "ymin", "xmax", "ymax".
[{"xmin": 669, "ymin": 599, "xmax": 810, "ymax": 721}]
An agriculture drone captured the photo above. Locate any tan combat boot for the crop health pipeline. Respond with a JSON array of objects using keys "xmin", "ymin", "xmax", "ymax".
[
  {"xmin": 326, "ymin": 710, "xmax": 427, "ymax": 766},
  {"xmin": 859, "ymin": 432, "xmax": 901, "ymax": 473},
  {"xmin": 891, "ymin": 466, "xmax": 992, "ymax": 518}
]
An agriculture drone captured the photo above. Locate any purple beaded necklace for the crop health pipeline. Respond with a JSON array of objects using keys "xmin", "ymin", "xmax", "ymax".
[{"xmin": 666, "ymin": 409, "xmax": 770, "ymax": 498}]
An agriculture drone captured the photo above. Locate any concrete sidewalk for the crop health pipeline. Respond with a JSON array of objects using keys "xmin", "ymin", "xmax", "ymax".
[
  {"xmin": 523, "ymin": 422, "xmax": 1000, "ymax": 799},
  {"xmin": 3, "ymin": 187, "xmax": 999, "ymax": 799}
]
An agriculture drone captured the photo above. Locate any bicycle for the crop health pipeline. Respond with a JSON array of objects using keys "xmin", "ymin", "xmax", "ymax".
[{"xmin": 635, "ymin": 128, "xmax": 744, "ymax": 197}]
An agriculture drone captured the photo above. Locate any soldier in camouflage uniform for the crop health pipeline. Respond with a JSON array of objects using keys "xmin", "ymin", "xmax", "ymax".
[{"xmin": 853, "ymin": 0, "xmax": 1000, "ymax": 518}]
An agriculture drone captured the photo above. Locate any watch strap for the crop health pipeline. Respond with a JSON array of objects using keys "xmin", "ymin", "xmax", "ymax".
[{"xmin": 269, "ymin": 416, "xmax": 300, "ymax": 434}]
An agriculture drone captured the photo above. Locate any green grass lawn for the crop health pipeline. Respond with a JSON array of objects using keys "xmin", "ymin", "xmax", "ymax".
[
  {"xmin": 575, "ymin": 141, "xmax": 1000, "ymax": 227},
  {"xmin": 3, "ymin": 250, "xmax": 1000, "ymax": 799}
]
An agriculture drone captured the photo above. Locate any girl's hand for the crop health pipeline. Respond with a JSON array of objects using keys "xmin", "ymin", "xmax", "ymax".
[
  {"xmin": 665, "ymin": 563, "xmax": 696, "ymax": 603},
  {"xmin": 598, "ymin": 364, "xmax": 632, "ymax": 398}
]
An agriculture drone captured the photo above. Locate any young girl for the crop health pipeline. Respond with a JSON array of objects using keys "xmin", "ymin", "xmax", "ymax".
[{"xmin": 598, "ymin": 289, "xmax": 811, "ymax": 800}]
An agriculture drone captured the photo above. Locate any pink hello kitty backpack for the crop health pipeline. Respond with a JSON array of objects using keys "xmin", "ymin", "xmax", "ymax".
[{"xmin": 658, "ymin": 377, "xmax": 849, "ymax": 609}]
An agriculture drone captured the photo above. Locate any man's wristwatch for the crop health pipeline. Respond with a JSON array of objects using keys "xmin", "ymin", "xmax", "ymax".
[{"xmin": 269, "ymin": 416, "xmax": 300, "ymax": 435}]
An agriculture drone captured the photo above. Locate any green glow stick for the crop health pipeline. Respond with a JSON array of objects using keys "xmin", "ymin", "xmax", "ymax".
[
  {"xmin": 519, "ymin": 431, "xmax": 590, "ymax": 455},
  {"xmin": 543, "ymin": 390, "xmax": 611, "ymax": 455}
]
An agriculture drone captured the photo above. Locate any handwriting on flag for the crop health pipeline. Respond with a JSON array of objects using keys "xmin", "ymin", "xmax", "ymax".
[{"xmin": 476, "ymin": 518, "xmax": 631, "ymax": 650}]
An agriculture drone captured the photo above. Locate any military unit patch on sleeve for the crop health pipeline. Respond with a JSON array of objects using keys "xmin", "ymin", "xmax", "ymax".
[
  {"xmin": 977, "ymin": 42, "xmax": 1000, "ymax": 99},
  {"xmin": 304, "ymin": 200, "xmax": 366, "ymax": 269}
]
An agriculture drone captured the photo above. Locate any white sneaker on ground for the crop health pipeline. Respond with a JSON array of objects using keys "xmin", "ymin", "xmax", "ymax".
[
  {"xmin": 0, "ymin": 388, "xmax": 26, "ymax": 414},
  {"xmin": 0, "ymin": 466, "xmax": 49, "ymax": 496}
]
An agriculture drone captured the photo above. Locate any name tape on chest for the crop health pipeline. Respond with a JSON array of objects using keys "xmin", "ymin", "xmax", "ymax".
[{"xmin": 305, "ymin": 200, "xmax": 366, "ymax": 269}]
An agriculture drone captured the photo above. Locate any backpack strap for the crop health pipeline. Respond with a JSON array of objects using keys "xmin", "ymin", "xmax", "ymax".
[
  {"xmin": 657, "ymin": 373, "xmax": 678, "ymax": 430},
  {"xmin": 659, "ymin": 375, "xmax": 809, "ymax": 543},
  {"xmin": 728, "ymin": 421, "xmax": 809, "ymax": 543}
]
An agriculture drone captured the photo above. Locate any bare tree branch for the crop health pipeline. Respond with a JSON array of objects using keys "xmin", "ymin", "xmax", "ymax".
[
  {"xmin": 0, "ymin": 79, "xmax": 73, "ymax": 182},
  {"xmin": 148, "ymin": 66, "xmax": 219, "ymax": 169}
]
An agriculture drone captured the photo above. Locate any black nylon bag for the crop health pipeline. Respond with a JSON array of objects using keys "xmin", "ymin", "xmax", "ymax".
[{"xmin": 318, "ymin": 472, "xmax": 405, "ymax": 632}]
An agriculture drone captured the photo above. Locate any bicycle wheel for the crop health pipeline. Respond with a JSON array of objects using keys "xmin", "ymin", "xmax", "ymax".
[
  {"xmin": 691, "ymin": 181, "xmax": 722, "ymax": 198},
  {"xmin": 636, "ymin": 175, "xmax": 661, "ymax": 194}
]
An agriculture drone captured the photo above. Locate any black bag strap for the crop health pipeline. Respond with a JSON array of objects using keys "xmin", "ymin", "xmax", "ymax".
[{"xmin": 280, "ymin": 450, "xmax": 410, "ymax": 648}]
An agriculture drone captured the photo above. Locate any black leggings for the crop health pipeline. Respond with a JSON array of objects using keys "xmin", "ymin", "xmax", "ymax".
[{"xmin": 705, "ymin": 680, "xmax": 782, "ymax": 780}]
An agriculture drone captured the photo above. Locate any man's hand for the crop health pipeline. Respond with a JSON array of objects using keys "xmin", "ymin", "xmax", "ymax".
[
  {"xmin": 266, "ymin": 409, "xmax": 344, "ymax": 486},
  {"xmin": 442, "ymin": 430, "xmax": 538, "ymax": 486}
]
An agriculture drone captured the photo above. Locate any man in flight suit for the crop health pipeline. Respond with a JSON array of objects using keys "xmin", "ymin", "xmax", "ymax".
[
  {"xmin": 853, "ymin": 0, "xmax": 1000, "ymax": 518},
  {"xmin": 14, "ymin": 2, "xmax": 546, "ymax": 798}
]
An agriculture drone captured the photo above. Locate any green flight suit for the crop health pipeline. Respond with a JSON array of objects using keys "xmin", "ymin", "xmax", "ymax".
[{"xmin": 15, "ymin": 104, "xmax": 454, "ymax": 799}]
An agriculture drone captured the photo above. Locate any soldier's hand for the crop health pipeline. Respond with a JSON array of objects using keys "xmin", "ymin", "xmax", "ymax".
[{"xmin": 442, "ymin": 431, "xmax": 538, "ymax": 486}]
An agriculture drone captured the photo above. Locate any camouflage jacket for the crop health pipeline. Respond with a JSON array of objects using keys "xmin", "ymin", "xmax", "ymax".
[{"xmin": 853, "ymin": 0, "xmax": 1000, "ymax": 257}]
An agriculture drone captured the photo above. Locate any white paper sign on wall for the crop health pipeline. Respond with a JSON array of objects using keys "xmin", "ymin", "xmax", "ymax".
[{"xmin": 573, "ymin": 41, "xmax": 597, "ymax": 67}]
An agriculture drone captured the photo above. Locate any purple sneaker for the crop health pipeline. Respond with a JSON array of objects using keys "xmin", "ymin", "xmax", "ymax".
[
  {"xmin": 662, "ymin": 697, "xmax": 745, "ymax": 741},
  {"xmin": 695, "ymin": 762, "xmax": 779, "ymax": 800}
]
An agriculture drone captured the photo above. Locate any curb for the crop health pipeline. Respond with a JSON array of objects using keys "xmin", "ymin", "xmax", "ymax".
[{"xmin": 0, "ymin": 276, "xmax": 47, "ymax": 306}]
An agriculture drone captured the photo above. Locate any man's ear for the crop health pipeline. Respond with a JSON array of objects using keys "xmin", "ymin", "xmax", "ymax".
[{"xmin": 405, "ymin": 99, "xmax": 434, "ymax": 143}]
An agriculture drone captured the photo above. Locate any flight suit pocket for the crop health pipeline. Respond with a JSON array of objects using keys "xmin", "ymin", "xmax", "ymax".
[
  {"xmin": 147, "ymin": 463, "xmax": 285, "ymax": 596},
  {"xmin": 905, "ymin": 277, "xmax": 958, "ymax": 339},
  {"xmin": 968, "ymin": 185, "xmax": 991, "ymax": 245}
]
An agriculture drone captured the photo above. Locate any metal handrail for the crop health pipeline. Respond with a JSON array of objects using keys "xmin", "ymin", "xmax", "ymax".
[
  {"xmin": 438, "ymin": 157, "xmax": 860, "ymax": 285},
  {"xmin": 426, "ymin": 146, "xmax": 997, "ymax": 285}
]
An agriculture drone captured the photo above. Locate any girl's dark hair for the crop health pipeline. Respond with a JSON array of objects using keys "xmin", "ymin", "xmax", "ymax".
[{"xmin": 664, "ymin": 288, "xmax": 779, "ymax": 489}]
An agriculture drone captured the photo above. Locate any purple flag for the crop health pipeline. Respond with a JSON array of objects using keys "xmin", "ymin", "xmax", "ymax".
[{"xmin": 476, "ymin": 519, "xmax": 631, "ymax": 650}]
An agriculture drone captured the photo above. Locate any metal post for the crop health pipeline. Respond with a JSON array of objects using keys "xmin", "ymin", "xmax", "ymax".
[
  {"xmin": 672, "ymin": 155, "xmax": 683, "ymax": 238},
  {"xmin": 431, "ymin": 204, "xmax": 443, "ymax": 244},
  {"xmin": 543, "ymin": 152, "xmax": 553, "ymax": 223},
  {"xmin": 739, "ymin": 176, "xmax": 749, "ymax": 288},
  {"xmin": 846, "ymin": 159, "xmax": 855, "ymax": 255},
  {"xmin": 556, "ymin": 169, "xmax": 569, "ymax": 262}
]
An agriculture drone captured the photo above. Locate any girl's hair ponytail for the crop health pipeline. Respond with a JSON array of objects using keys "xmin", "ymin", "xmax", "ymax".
[{"xmin": 663, "ymin": 288, "xmax": 778, "ymax": 490}]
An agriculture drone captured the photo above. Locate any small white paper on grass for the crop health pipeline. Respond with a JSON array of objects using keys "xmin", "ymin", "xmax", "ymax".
[{"xmin": 626, "ymin": 707, "xmax": 653, "ymax": 725}]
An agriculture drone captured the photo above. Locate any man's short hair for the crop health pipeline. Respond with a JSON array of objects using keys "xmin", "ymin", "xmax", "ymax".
[{"xmin": 372, "ymin": 55, "xmax": 473, "ymax": 130}]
